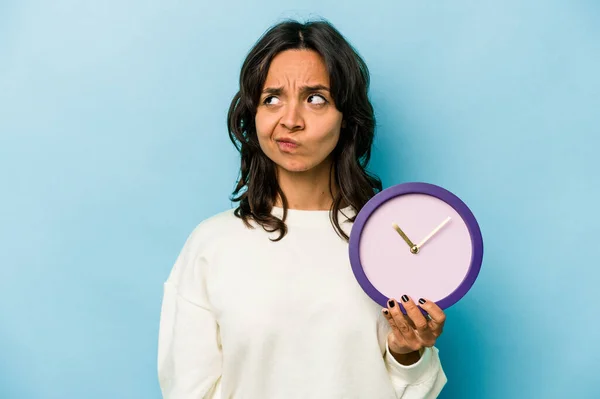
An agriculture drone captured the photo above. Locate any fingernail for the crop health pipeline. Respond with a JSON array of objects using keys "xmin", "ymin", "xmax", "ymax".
[
  {"xmin": 418, "ymin": 298, "xmax": 426, "ymax": 304},
  {"xmin": 401, "ymin": 295, "xmax": 409, "ymax": 302},
  {"xmin": 383, "ymin": 309, "xmax": 389, "ymax": 315},
  {"xmin": 388, "ymin": 299, "xmax": 395, "ymax": 308}
]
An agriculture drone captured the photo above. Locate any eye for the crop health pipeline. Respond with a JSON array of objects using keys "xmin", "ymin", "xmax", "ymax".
[
  {"xmin": 307, "ymin": 94, "xmax": 327, "ymax": 105},
  {"xmin": 263, "ymin": 96, "xmax": 280, "ymax": 106}
]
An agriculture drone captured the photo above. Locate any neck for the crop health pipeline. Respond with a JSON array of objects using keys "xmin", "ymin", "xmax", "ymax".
[{"xmin": 274, "ymin": 160, "xmax": 339, "ymax": 211}]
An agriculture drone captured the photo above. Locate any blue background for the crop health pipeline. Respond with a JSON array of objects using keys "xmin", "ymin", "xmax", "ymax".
[{"xmin": 1, "ymin": 1, "xmax": 598, "ymax": 398}]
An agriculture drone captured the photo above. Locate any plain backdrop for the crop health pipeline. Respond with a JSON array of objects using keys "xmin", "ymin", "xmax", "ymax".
[{"xmin": 1, "ymin": 1, "xmax": 598, "ymax": 398}]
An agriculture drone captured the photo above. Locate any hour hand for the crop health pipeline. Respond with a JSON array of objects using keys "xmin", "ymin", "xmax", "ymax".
[{"xmin": 392, "ymin": 222, "xmax": 418, "ymax": 253}]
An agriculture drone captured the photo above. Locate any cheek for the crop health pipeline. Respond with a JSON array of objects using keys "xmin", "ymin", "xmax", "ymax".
[
  {"xmin": 318, "ymin": 117, "xmax": 342, "ymax": 148},
  {"xmin": 255, "ymin": 112, "xmax": 277, "ymax": 143}
]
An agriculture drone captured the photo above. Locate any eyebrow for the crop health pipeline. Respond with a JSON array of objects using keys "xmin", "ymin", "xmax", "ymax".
[{"xmin": 261, "ymin": 84, "xmax": 330, "ymax": 95}]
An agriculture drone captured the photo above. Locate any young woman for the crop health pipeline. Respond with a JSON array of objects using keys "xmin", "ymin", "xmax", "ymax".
[{"xmin": 158, "ymin": 19, "xmax": 448, "ymax": 399}]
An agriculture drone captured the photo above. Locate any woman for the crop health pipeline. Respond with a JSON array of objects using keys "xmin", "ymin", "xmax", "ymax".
[{"xmin": 158, "ymin": 19, "xmax": 448, "ymax": 399}]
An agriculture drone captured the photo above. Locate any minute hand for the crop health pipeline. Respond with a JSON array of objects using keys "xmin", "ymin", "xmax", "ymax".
[{"xmin": 417, "ymin": 217, "xmax": 452, "ymax": 249}]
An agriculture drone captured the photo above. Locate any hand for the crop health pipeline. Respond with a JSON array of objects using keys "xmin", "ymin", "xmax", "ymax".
[
  {"xmin": 392, "ymin": 223, "xmax": 419, "ymax": 254},
  {"xmin": 416, "ymin": 217, "xmax": 451, "ymax": 250},
  {"xmin": 382, "ymin": 296, "xmax": 446, "ymax": 362}
]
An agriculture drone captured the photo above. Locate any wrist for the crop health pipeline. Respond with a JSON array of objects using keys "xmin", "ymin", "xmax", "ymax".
[{"xmin": 389, "ymin": 347, "xmax": 425, "ymax": 366}]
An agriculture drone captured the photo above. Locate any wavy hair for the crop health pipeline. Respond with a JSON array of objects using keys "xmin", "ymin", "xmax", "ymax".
[{"xmin": 227, "ymin": 19, "xmax": 382, "ymax": 241}]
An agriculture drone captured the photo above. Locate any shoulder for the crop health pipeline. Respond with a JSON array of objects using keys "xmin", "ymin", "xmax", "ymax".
[
  {"xmin": 194, "ymin": 207, "xmax": 240, "ymax": 232},
  {"xmin": 186, "ymin": 207, "xmax": 245, "ymax": 244},
  {"xmin": 165, "ymin": 207, "xmax": 247, "ymax": 282}
]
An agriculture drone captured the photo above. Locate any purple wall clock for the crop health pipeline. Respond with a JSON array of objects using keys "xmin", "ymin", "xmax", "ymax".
[{"xmin": 349, "ymin": 182, "xmax": 484, "ymax": 313}]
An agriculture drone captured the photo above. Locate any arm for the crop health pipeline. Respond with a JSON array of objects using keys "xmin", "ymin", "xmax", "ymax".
[
  {"xmin": 378, "ymin": 315, "xmax": 447, "ymax": 398},
  {"xmin": 158, "ymin": 229, "xmax": 222, "ymax": 398}
]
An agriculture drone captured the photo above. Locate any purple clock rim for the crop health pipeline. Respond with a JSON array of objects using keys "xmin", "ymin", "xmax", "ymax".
[{"xmin": 348, "ymin": 182, "xmax": 484, "ymax": 311}]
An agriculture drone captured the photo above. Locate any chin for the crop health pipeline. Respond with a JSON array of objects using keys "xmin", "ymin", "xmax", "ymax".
[
  {"xmin": 271, "ymin": 153, "xmax": 333, "ymax": 174},
  {"xmin": 269, "ymin": 156, "xmax": 312, "ymax": 172},
  {"xmin": 278, "ymin": 162, "xmax": 312, "ymax": 173}
]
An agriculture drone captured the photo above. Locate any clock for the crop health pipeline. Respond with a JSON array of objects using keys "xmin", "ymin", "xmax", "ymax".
[{"xmin": 348, "ymin": 182, "xmax": 483, "ymax": 313}]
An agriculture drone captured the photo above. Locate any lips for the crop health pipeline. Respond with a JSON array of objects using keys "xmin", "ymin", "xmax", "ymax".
[
  {"xmin": 275, "ymin": 138, "xmax": 299, "ymax": 151},
  {"xmin": 275, "ymin": 138, "xmax": 299, "ymax": 145}
]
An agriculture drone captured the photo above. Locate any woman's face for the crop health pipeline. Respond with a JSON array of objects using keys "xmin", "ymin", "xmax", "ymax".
[{"xmin": 255, "ymin": 49, "xmax": 343, "ymax": 174}]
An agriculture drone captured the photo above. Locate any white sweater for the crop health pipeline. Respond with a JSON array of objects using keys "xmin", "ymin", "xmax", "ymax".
[{"xmin": 157, "ymin": 206, "xmax": 447, "ymax": 398}]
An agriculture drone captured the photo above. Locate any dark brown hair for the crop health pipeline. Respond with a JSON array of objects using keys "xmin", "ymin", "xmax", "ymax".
[{"xmin": 227, "ymin": 18, "xmax": 382, "ymax": 241}]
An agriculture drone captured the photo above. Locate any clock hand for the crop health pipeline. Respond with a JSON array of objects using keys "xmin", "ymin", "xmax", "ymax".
[
  {"xmin": 392, "ymin": 223, "xmax": 419, "ymax": 254},
  {"xmin": 417, "ymin": 217, "xmax": 451, "ymax": 249}
]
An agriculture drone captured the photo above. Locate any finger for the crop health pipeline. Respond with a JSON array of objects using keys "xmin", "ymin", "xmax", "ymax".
[
  {"xmin": 382, "ymin": 308, "xmax": 409, "ymax": 346},
  {"xmin": 387, "ymin": 298, "xmax": 419, "ymax": 346},
  {"xmin": 384, "ymin": 307, "xmax": 416, "ymax": 332},
  {"xmin": 399, "ymin": 295, "xmax": 432, "ymax": 338},
  {"xmin": 402, "ymin": 313, "xmax": 416, "ymax": 330},
  {"xmin": 417, "ymin": 298, "xmax": 446, "ymax": 333}
]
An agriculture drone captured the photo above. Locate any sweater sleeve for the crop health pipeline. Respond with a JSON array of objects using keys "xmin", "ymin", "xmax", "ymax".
[
  {"xmin": 157, "ymin": 228, "xmax": 223, "ymax": 398},
  {"xmin": 378, "ymin": 315, "xmax": 448, "ymax": 398}
]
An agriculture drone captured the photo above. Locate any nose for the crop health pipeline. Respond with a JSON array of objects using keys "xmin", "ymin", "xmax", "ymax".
[{"xmin": 280, "ymin": 101, "xmax": 304, "ymax": 132}]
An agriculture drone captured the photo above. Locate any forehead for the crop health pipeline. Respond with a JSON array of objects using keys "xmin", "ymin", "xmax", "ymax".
[{"xmin": 264, "ymin": 49, "xmax": 330, "ymax": 85}]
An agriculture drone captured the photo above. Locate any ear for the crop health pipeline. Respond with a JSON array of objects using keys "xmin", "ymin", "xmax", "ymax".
[{"xmin": 341, "ymin": 120, "xmax": 347, "ymax": 128}]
